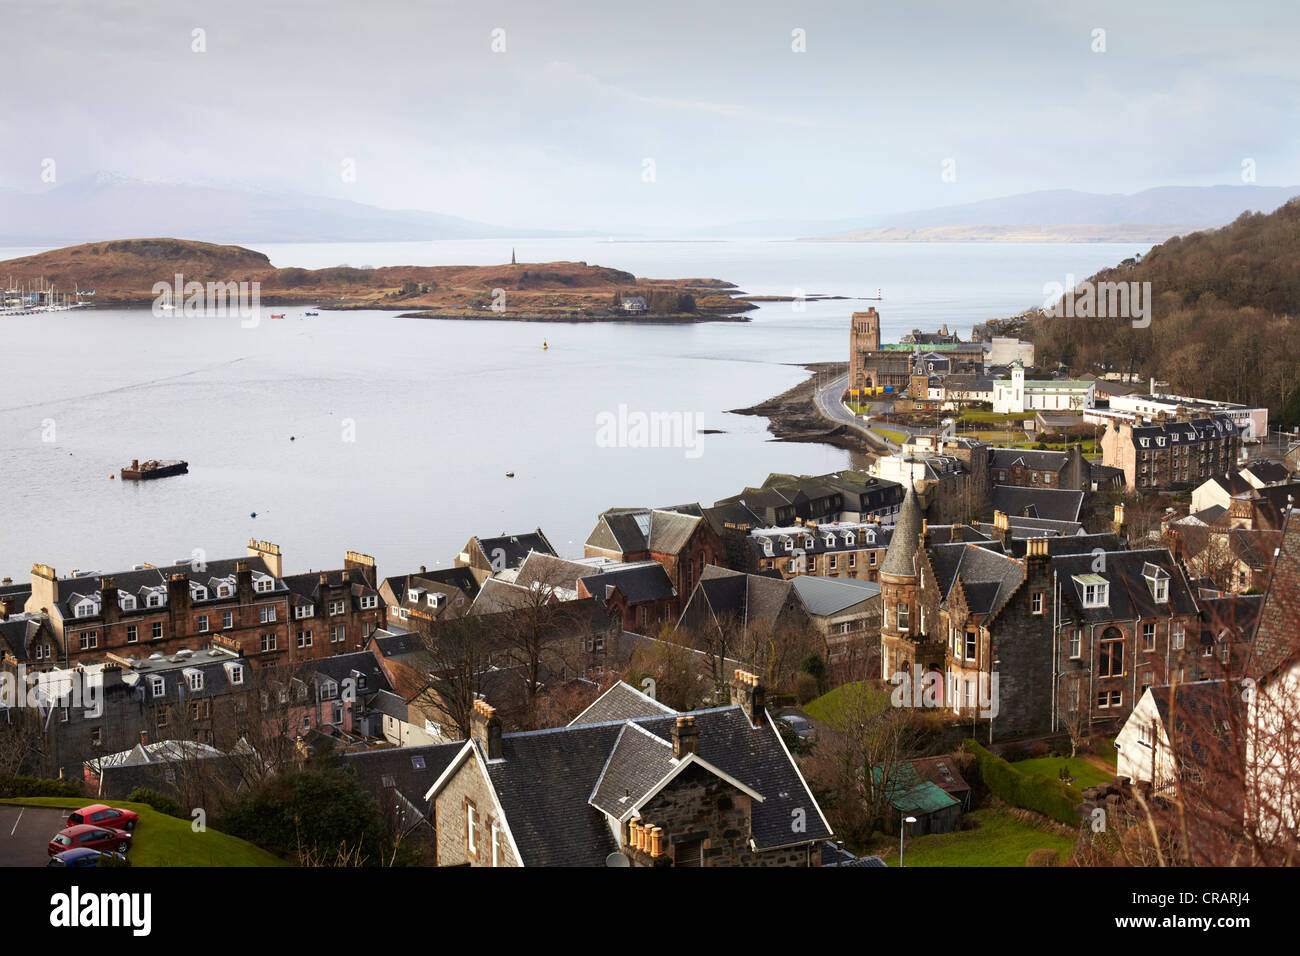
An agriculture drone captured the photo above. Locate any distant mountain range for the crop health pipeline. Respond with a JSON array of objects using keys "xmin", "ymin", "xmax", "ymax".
[
  {"xmin": 0, "ymin": 173, "xmax": 577, "ymax": 245},
  {"xmin": 690, "ymin": 186, "xmax": 1300, "ymax": 241}
]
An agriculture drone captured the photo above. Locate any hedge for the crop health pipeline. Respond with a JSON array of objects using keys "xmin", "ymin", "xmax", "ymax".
[
  {"xmin": 0, "ymin": 775, "xmax": 83, "ymax": 799},
  {"xmin": 963, "ymin": 740, "xmax": 1081, "ymax": 826}
]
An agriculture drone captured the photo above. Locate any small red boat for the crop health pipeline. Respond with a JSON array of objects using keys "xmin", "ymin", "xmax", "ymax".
[
  {"xmin": 121, "ymin": 459, "xmax": 188, "ymax": 481},
  {"xmin": 270, "ymin": 313, "xmax": 286, "ymax": 319}
]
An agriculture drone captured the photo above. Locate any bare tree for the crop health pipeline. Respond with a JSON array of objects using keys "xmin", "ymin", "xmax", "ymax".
[
  {"xmin": 412, "ymin": 614, "xmax": 494, "ymax": 740},
  {"xmin": 0, "ymin": 707, "xmax": 44, "ymax": 777}
]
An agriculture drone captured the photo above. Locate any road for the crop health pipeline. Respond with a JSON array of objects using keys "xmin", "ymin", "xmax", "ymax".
[
  {"xmin": 0, "ymin": 805, "xmax": 73, "ymax": 867},
  {"xmin": 810, "ymin": 372, "xmax": 928, "ymax": 452}
]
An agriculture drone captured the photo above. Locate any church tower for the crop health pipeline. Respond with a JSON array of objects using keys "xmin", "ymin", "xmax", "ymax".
[{"xmin": 849, "ymin": 308, "xmax": 881, "ymax": 390}]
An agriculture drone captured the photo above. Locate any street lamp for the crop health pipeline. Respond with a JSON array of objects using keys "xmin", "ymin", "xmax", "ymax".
[{"xmin": 899, "ymin": 815, "xmax": 917, "ymax": 866}]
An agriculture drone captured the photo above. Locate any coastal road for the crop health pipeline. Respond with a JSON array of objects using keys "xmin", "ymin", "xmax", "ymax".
[{"xmin": 810, "ymin": 372, "xmax": 928, "ymax": 452}]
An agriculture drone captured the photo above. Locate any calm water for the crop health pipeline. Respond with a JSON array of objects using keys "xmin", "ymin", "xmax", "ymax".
[{"xmin": 0, "ymin": 239, "xmax": 1139, "ymax": 579}]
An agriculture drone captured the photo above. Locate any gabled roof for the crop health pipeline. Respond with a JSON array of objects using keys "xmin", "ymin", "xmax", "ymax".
[
  {"xmin": 790, "ymin": 575, "xmax": 881, "ymax": 616},
  {"xmin": 1247, "ymin": 510, "xmax": 1300, "ymax": 679},
  {"xmin": 989, "ymin": 485, "xmax": 1084, "ymax": 523},
  {"xmin": 426, "ymin": 705, "xmax": 832, "ymax": 866},
  {"xmin": 568, "ymin": 680, "xmax": 676, "ymax": 727},
  {"xmin": 471, "ymin": 530, "xmax": 556, "ymax": 569},
  {"xmin": 577, "ymin": 561, "xmax": 676, "ymax": 606},
  {"xmin": 1053, "ymin": 548, "xmax": 1198, "ymax": 623}
]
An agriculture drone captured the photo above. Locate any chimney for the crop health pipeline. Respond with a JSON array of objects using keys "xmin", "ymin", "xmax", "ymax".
[
  {"xmin": 471, "ymin": 698, "xmax": 502, "ymax": 760},
  {"xmin": 345, "ymin": 551, "xmax": 377, "ymax": 589},
  {"xmin": 650, "ymin": 826, "xmax": 664, "ymax": 858},
  {"xmin": 731, "ymin": 669, "xmax": 766, "ymax": 727},
  {"xmin": 247, "ymin": 539, "xmax": 283, "ymax": 578},
  {"xmin": 1026, "ymin": 537, "xmax": 1049, "ymax": 560},
  {"xmin": 672, "ymin": 715, "xmax": 699, "ymax": 758},
  {"xmin": 235, "ymin": 560, "xmax": 252, "ymax": 599},
  {"xmin": 992, "ymin": 510, "xmax": 1011, "ymax": 547},
  {"xmin": 29, "ymin": 563, "xmax": 57, "ymax": 617},
  {"xmin": 0, "ymin": 596, "xmax": 10, "ymax": 621},
  {"xmin": 100, "ymin": 576, "xmax": 119, "ymax": 625}
]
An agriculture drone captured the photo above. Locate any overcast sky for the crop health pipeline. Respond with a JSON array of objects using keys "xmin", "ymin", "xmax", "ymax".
[{"xmin": 4, "ymin": 0, "xmax": 1298, "ymax": 231}]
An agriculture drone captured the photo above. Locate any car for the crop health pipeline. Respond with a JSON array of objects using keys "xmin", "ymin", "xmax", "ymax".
[
  {"xmin": 66, "ymin": 804, "xmax": 139, "ymax": 832},
  {"xmin": 48, "ymin": 824, "xmax": 132, "ymax": 857},
  {"xmin": 47, "ymin": 847, "xmax": 129, "ymax": 868},
  {"xmin": 777, "ymin": 714, "xmax": 817, "ymax": 745}
]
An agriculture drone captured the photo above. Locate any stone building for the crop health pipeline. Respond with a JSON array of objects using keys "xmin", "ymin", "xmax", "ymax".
[
  {"xmin": 1100, "ymin": 414, "xmax": 1242, "ymax": 493},
  {"xmin": 849, "ymin": 308, "xmax": 911, "ymax": 393},
  {"xmin": 422, "ymin": 672, "xmax": 832, "ymax": 866},
  {"xmin": 584, "ymin": 508, "xmax": 724, "ymax": 617}
]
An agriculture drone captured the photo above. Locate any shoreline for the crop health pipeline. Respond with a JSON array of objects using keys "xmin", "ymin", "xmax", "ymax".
[{"xmin": 729, "ymin": 361, "xmax": 888, "ymax": 456}]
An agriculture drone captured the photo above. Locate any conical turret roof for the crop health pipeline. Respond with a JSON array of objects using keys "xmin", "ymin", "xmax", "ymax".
[{"xmin": 880, "ymin": 482, "xmax": 922, "ymax": 578}]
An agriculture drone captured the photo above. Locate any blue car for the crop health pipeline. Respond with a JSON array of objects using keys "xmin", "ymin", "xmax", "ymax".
[{"xmin": 47, "ymin": 847, "xmax": 127, "ymax": 868}]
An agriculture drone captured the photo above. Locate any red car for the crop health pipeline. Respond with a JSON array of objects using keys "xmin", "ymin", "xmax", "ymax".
[
  {"xmin": 66, "ymin": 804, "xmax": 139, "ymax": 832},
  {"xmin": 48, "ymin": 824, "xmax": 132, "ymax": 857}
]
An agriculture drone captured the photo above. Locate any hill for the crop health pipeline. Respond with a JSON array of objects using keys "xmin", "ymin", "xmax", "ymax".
[
  {"xmin": 0, "ymin": 238, "xmax": 751, "ymax": 320},
  {"xmin": 1028, "ymin": 199, "xmax": 1300, "ymax": 424},
  {"xmin": 0, "ymin": 173, "xmax": 575, "ymax": 245}
]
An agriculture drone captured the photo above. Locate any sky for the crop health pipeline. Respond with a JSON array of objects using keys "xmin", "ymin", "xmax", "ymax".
[{"xmin": 3, "ymin": 0, "xmax": 1299, "ymax": 231}]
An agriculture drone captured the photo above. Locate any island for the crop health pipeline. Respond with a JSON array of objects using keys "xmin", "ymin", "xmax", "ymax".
[{"xmin": 0, "ymin": 238, "xmax": 757, "ymax": 322}]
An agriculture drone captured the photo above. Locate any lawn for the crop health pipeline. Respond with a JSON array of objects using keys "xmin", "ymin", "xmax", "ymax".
[
  {"xmin": 804, "ymin": 681, "xmax": 891, "ymax": 725},
  {"xmin": 959, "ymin": 410, "xmax": 1034, "ymax": 425},
  {"xmin": 873, "ymin": 427, "xmax": 908, "ymax": 444},
  {"xmin": 0, "ymin": 797, "xmax": 289, "ymax": 867},
  {"xmin": 1011, "ymin": 756, "xmax": 1113, "ymax": 790},
  {"xmin": 880, "ymin": 808, "xmax": 1075, "ymax": 867}
]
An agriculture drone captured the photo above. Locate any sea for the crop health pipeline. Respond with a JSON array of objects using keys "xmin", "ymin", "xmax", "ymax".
[{"xmin": 0, "ymin": 238, "xmax": 1140, "ymax": 579}]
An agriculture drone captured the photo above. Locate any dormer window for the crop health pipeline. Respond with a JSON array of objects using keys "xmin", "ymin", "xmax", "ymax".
[
  {"xmin": 360, "ymin": 595, "xmax": 377, "ymax": 610},
  {"xmin": 149, "ymin": 676, "xmax": 165, "ymax": 698},
  {"xmin": 217, "ymin": 584, "xmax": 233, "ymax": 598},
  {"xmin": 763, "ymin": 540, "xmax": 773, "ymax": 556},
  {"xmin": 229, "ymin": 665, "xmax": 243, "ymax": 685},
  {"xmin": 191, "ymin": 585, "xmax": 208, "ymax": 601},
  {"xmin": 296, "ymin": 604, "xmax": 313, "ymax": 619},
  {"xmin": 321, "ymin": 679, "xmax": 338, "ymax": 700},
  {"xmin": 784, "ymin": 540, "xmax": 793, "ymax": 552},
  {"xmin": 146, "ymin": 592, "xmax": 164, "ymax": 609},
  {"xmin": 73, "ymin": 600, "xmax": 98, "ymax": 618},
  {"xmin": 1074, "ymin": 574, "xmax": 1109, "ymax": 608},
  {"xmin": 254, "ymin": 576, "xmax": 273, "ymax": 593},
  {"xmin": 187, "ymin": 671, "xmax": 204, "ymax": 692},
  {"xmin": 844, "ymin": 532, "xmax": 855, "ymax": 546},
  {"xmin": 119, "ymin": 594, "xmax": 136, "ymax": 612}
]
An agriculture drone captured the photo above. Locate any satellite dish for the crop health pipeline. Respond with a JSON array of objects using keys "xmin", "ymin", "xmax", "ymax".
[{"xmin": 605, "ymin": 852, "xmax": 630, "ymax": 867}]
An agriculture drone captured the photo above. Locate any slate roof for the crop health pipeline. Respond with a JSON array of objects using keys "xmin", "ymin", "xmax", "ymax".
[
  {"xmin": 1242, "ymin": 460, "xmax": 1291, "ymax": 485},
  {"xmin": 880, "ymin": 483, "xmax": 922, "ymax": 578},
  {"xmin": 687, "ymin": 566, "xmax": 804, "ymax": 633},
  {"xmin": 568, "ymin": 680, "xmax": 676, "ymax": 726},
  {"xmin": 789, "ymin": 575, "xmax": 881, "ymax": 616},
  {"xmin": 344, "ymin": 741, "xmax": 463, "ymax": 825},
  {"xmin": 1147, "ymin": 680, "xmax": 1243, "ymax": 770},
  {"xmin": 578, "ymin": 561, "xmax": 676, "ymax": 606},
  {"xmin": 989, "ymin": 485, "xmax": 1084, "ymax": 522},
  {"xmin": 471, "ymin": 530, "xmax": 556, "ymax": 569},
  {"xmin": 989, "ymin": 448, "xmax": 1070, "ymax": 472},
  {"xmin": 430, "ymin": 705, "xmax": 833, "ymax": 866},
  {"xmin": 588, "ymin": 721, "xmax": 678, "ymax": 820},
  {"xmin": 1053, "ymin": 548, "xmax": 1198, "ymax": 624},
  {"xmin": 1247, "ymin": 510, "xmax": 1300, "ymax": 678}
]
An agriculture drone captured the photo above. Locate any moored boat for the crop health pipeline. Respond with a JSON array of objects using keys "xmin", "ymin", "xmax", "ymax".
[{"xmin": 121, "ymin": 458, "xmax": 189, "ymax": 480}]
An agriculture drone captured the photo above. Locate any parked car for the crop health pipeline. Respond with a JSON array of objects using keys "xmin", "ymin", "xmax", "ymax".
[
  {"xmin": 777, "ymin": 714, "xmax": 817, "ymax": 744},
  {"xmin": 47, "ymin": 847, "xmax": 129, "ymax": 867},
  {"xmin": 48, "ymin": 824, "xmax": 132, "ymax": 856},
  {"xmin": 66, "ymin": 804, "xmax": 139, "ymax": 832}
]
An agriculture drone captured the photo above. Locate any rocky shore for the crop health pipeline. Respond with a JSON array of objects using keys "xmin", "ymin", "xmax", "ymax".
[{"xmin": 729, "ymin": 361, "xmax": 888, "ymax": 455}]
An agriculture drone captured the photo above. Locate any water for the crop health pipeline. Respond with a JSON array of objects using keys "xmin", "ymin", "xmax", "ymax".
[{"xmin": 0, "ymin": 239, "xmax": 1138, "ymax": 579}]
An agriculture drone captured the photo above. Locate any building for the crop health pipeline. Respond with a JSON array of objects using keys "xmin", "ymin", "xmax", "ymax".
[
  {"xmin": 1104, "ymin": 382, "xmax": 1268, "ymax": 442},
  {"xmin": 379, "ymin": 566, "xmax": 480, "ymax": 629},
  {"xmin": 986, "ymin": 335, "xmax": 1034, "ymax": 367},
  {"xmin": 455, "ymin": 529, "xmax": 557, "ymax": 583},
  {"xmin": 1115, "ymin": 681, "xmax": 1242, "ymax": 798},
  {"xmin": 989, "ymin": 445, "xmax": 1091, "ymax": 492},
  {"xmin": 988, "ymin": 485, "xmax": 1084, "ymax": 523},
  {"xmin": 422, "ymin": 672, "xmax": 833, "ymax": 866},
  {"xmin": 992, "ymin": 360, "xmax": 1095, "ymax": 414},
  {"xmin": 1100, "ymin": 415, "xmax": 1243, "ymax": 493},
  {"xmin": 849, "ymin": 308, "xmax": 911, "ymax": 393},
  {"xmin": 584, "ymin": 508, "xmax": 724, "ymax": 616},
  {"xmin": 748, "ymin": 519, "xmax": 893, "ymax": 581},
  {"xmin": 788, "ymin": 575, "xmax": 881, "ymax": 677}
]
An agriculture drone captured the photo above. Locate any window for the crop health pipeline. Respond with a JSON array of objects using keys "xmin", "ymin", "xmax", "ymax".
[
  {"xmin": 302, "ymin": 714, "xmax": 311, "ymax": 730},
  {"xmin": 1031, "ymin": 592, "xmax": 1044, "ymax": 615},
  {"xmin": 255, "ymin": 578, "xmax": 273, "ymax": 593},
  {"xmin": 1172, "ymin": 623, "xmax": 1185, "ymax": 650},
  {"xmin": 965, "ymin": 631, "xmax": 977, "ymax": 662},
  {"xmin": 848, "ymin": 552, "xmax": 856, "ymax": 569},
  {"xmin": 197, "ymin": 614, "xmax": 208, "ymax": 633},
  {"xmin": 157, "ymin": 707, "xmax": 169, "ymax": 728},
  {"xmin": 90, "ymin": 727, "xmax": 101, "ymax": 747},
  {"xmin": 188, "ymin": 672, "xmax": 203, "ymax": 692},
  {"xmin": 1082, "ymin": 582, "xmax": 1108, "ymax": 607},
  {"xmin": 1154, "ymin": 579, "xmax": 1168, "ymax": 603},
  {"xmin": 1142, "ymin": 621, "xmax": 1156, "ymax": 651},
  {"xmin": 297, "ymin": 630, "xmax": 313, "ymax": 648},
  {"xmin": 829, "ymin": 555, "xmax": 838, "ymax": 571},
  {"xmin": 261, "ymin": 633, "xmax": 276, "ymax": 652},
  {"xmin": 79, "ymin": 631, "xmax": 97, "ymax": 650},
  {"xmin": 360, "ymin": 595, "xmax": 377, "ymax": 610},
  {"xmin": 1099, "ymin": 629, "xmax": 1124, "ymax": 678},
  {"xmin": 150, "ymin": 676, "xmax": 165, "ymax": 698},
  {"xmin": 217, "ymin": 585, "xmax": 232, "ymax": 598},
  {"xmin": 467, "ymin": 803, "xmax": 478, "ymax": 857},
  {"xmin": 74, "ymin": 601, "xmax": 95, "ymax": 618},
  {"xmin": 870, "ymin": 551, "xmax": 877, "ymax": 567},
  {"xmin": 1097, "ymin": 690, "xmax": 1122, "ymax": 709},
  {"xmin": 330, "ymin": 600, "xmax": 345, "ymax": 616},
  {"xmin": 491, "ymin": 821, "xmax": 503, "ymax": 867},
  {"xmin": 839, "ymin": 622, "xmax": 853, "ymax": 635},
  {"xmin": 897, "ymin": 604, "xmax": 909, "ymax": 632},
  {"xmin": 260, "ymin": 606, "xmax": 276, "ymax": 624},
  {"xmin": 119, "ymin": 595, "xmax": 136, "ymax": 611},
  {"xmin": 1069, "ymin": 628, "xmax": 1081, "ymax": 659},
  {"xmin": 152, "ymin": 622, "xmax": 163, "ymax": 640},
  {"xmin": 230, "ymin": 666, "xmax": 243, "ymax": 685},
  {"xmin": 147, "ymin": 593, "xmax": 163, "ymax": 608},
  {"xmin": 321, "ymin": 679, "xmax": 338, "ymax": 700},
  {"xmin": 330, "ymin": 625, "xmax": 345, "ymax": 644},
  {"xmin": 126, "ymin": 625, "xmax": 137, "ymax": 644},
  {"xmin": 295, "ymin": 604, "xmax": 313, "ymax": 619},
  {"xmin": 964, "ymin": 679, "xmax": 975, "ymax": 709},
  {"xmin": 222, "ymin": 611, "xmax": 233, "ymax": 629},
  {"xmin": 191, "ymin": 586, "xmax": 207, "ymax": 601}
]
